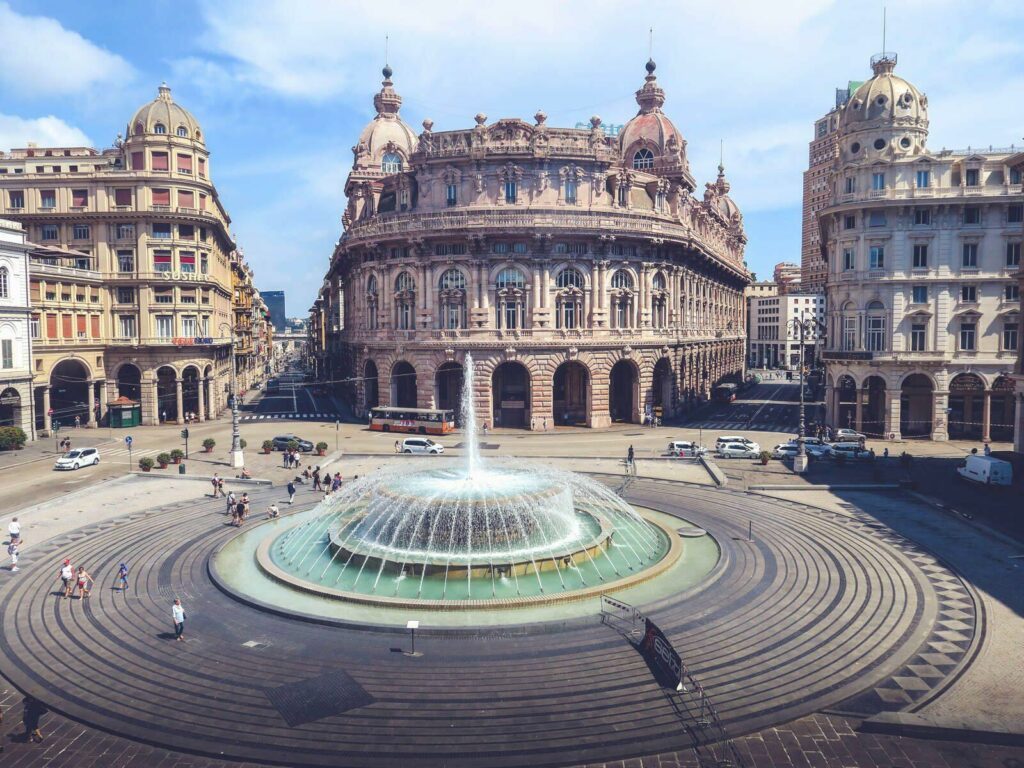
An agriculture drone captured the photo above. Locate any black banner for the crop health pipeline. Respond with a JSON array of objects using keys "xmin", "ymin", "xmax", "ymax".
[{"xmin": 639, "ymin": 617, "xmax": 683, "ymax": 688}]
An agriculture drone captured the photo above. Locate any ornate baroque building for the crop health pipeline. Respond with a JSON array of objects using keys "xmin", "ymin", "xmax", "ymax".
[
  {"xmin": 312, "ymin": 61, "xmax": 749, "ymax": 428},
  {"xmin": 0, "ymin": 219, "xmax": 34, "ymax": 436},
  {"xmin": 0, "ymin": 84, "xmax": 266, "ymax": 430},
  {"xmin": 820, "ymin": 54, "xmax": 1023, "ymax": 443}
]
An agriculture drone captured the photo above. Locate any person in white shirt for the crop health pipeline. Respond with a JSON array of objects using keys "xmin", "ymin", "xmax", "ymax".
[
  {"xmin": 59, "ymin": 559, "xmax": 74, "ymax": 599},
  {"xmin": 7, "ymin": 541, "xmax": 18, "ymax": 572},
  {"xmin": 267, "ymin": 503, "xmax": 279, "ymax": 519},
  {"xmin": 8, "ymin": 517, "xmax": 21, "ymax": 544},
  {"xmin": 172, "ymin": 598, "xmax": 186, "ymax": 641}
]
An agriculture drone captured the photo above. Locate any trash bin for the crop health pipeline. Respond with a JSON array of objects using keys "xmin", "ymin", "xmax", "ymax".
[{"xmin": 178, "ymin": 463, "xmax": 186, "ymax": 475}]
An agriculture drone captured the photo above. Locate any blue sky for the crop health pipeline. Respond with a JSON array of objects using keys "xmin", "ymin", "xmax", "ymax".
[{"xmin": 2, "ymin": 0, "xmax": 1023, "ymax": 311}]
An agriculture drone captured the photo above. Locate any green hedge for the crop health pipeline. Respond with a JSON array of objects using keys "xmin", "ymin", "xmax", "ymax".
[{"xmin": 0, "ymin": 426, "xmax": 27, "ymax": 450}]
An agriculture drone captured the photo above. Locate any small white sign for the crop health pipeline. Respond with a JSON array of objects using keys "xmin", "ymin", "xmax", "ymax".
[{"xmin": 406, "ymin": 620, "xmax": 420, "ymax": 630}]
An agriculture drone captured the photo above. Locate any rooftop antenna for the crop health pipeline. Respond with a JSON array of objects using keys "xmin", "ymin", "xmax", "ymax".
[
  {"xmin": 385, "ymin": 35, "xmax": 389, "ymax": 67},
  {"xmin": 882, "ymin": 6, "xmax": 886, "ymax": 52},
  {"xmin": 648, "ymin": 27, "xmax": 653, "ymax": 59},
  {"xmin": 719, "ymin": 139, "xmax": 724, "ymax": 167}
]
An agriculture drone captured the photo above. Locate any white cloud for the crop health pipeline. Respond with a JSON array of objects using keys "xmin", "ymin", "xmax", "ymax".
[
  {"xmin": 0, "ymin": 114, "xmax": 91, "ymax": 152},
  {"xmin": 0, "ymin": 2, "xmax": 132, "ymax": 95}
]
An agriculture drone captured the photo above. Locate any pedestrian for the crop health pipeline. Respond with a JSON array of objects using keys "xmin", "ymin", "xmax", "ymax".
[
  {"xmin": 211, "ymin": 473, "xmax": 221, "ymax": 497},
  {"xmin": 883, "ymin": 447, "xmax": 889, "ymax": 459},
  {"xmin": 287, "ymin": 481, "xmax": 296, "ymax": 505},
  {"xmin": 312, "ymin": 467, "xmax": 322, "ymax": 491},
  {"xmin": 984, "ymin": 442, "xmax": 991, "ymax": 456},
  {"xmin": 59, "ymin": 559, "xmax": 74, "ymax": 599},
  {"xmin": 172, "ymin": 598, "xmax": 186, "ymax": 641},
  {"xmin": 226, "ymin": 491, "xmax": 236, "ymax": 515},
  {"xmin": 627, "ymin": 445, "xmax": 635, "ymax": 468},
  {"xmin": 117, "ymin": 563, "xmax": 129, "ymax": 592},
  {"xmin": 332, "ymin": 473, "xmax": 342, "ymax": 492},
  {"xmin": 161, "ymin": 410, "xmax": 167, "ymax": 424},
  {"xmin": 240, "ymin": 492, "xmax": 250, "ymax": 520},
  {"xmin": 9, "ymin": 516, "xmax": 21, "ymax": 544},
  {"xmin": 234, "ymin": 498, "xmax": 246, "ymax": 527},
  {"xmin": 542, "ymin": 416, "xmax": 548, "ymax": 430},
  {"xmin": 74, "ymin": 565, "xmax": 93, "ymax": 599},
  {"xmin": 21, "ymin": 697, "xmax": 46, "ymax": 743},
  {"xmin": 394, "ymin": 440, "xmax": 400, "ymax": 453},
  {"xmin": 7, "ymin": 540, "xmax": 19, "ymax": 572},
  {"xmin": 217, "ymin": 476, "xmax": 225, "ymax": 497},
  {"xmin": 482, "ymin": 422, "xmax": 489, "ymax": 436},
  {"xmin": 267, "ymin": 503, "xmax": 280, "ymax": 519},
  {"xmin": 294, "ymin": 453, "xmax": 301, "ymax": 470},
  {"xmin": 74, "ymin": 414, "xmax": 81, "ymax": 429},
  {"xmin": 282, "ymin": 449, "xmax": 289, "ymax": 468}
]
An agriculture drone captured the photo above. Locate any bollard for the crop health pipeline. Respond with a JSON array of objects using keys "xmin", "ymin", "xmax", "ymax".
[{"xmin": 178, "ymin": 463, "xmax": 186, "ymax": 475}]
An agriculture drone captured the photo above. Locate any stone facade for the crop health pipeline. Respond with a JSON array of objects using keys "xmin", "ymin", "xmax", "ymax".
[
  {"xmin": 0, "ymin": 84, "xmax": 267, "ymax": 429},
  {"xmin": 311, "ymin": 61, "xmax": 749, "ymax": 428},
  {"xmin": 820, "ymin": 53, "xmax": 1023, "ymax": 443},
  {"xmin": 0, "ymin": 219, "xmax": 34, "ymax": 437},
  {"xmin": 748, "ymin": 293, "xmax": 826, "ymax": 370}
]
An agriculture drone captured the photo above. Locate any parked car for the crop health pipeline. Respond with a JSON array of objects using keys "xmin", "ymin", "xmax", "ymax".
[
  {"xmin": 715, "ymin": 435, "xmax": 760, "ymax": 453},
  {"xmin": 832, "ymin": 428, "xmax": 866, "ymax": 442},
  {"xmin": 957, "ymin": 455, "xmax": 1013, "ymax": 486},
  {"xmin": 717, "ymin": 442, "xmax": 760, "ymax": 459},
  {"xmin": 54, "ymin": 447, "xmax": 100, "ymax": 471},
  {"xmin": 803, "ymin": 443, "xmax": 835, "ymax": 459},
  {"xmin": 667, "ymin": 440, "xmax": 706, "ymax": 458},
  {"xmin": 831, "ymin": 445, "xmax": 874, "ymax": 461},
  {"xmin": 271, "ymin": 434, "xmax": 314, "ymax": 452},
  {"xmin": 773, "ymin": 443, "xmax": 800, "ymax": 459},
  {"xmin": 401, "ymin": 437, "xmax": 444, "ymax": 455}
]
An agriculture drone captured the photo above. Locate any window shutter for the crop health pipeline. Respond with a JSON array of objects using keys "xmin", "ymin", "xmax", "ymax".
[
  {"xmin": 177, "ymin": 154, "xmax": 193, "ymax": 172},
  {"xmin": 152, "ymin": 189, "xmax": 171, "ymax": 206},
  {"xmin": 151, "ymin": 152, "xmax": 169, "ymax": 171},
  {"xmin": 62, "ymin": 314, "xmax": 73, "ymax": 338},
  {"xmin": 90, "ymin": 315, "xmax": 100, "ymax": 338},
  {"xmin": 46, "ymin": 313, "xmax": 57, "ymax": 338},
  {"xmin": 72, "ymin": 189, "xmax": 88, "ymax": 206},
  {"xmin": 131, "ymin": 151, "xmax": 145, "ymax": 170},
  {"xmin": 115, "ymin": 188, "xmax": 132, "ymax": 206},
  {"xmin": 178, "ymin": 190, "xmax": 195, "ymax": 208}
]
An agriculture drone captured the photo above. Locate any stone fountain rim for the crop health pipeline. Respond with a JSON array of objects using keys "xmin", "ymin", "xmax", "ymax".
[{"xmin": 252, "ymin": 508, "xmax": 683, "ymax": 611}]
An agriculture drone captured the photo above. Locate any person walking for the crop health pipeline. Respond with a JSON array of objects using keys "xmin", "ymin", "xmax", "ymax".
[
  {"xmin": 59, "ymin": 559, "xmax": 74, "ymax": 599},
  {"xmin": 287, "ymin": 481, "xmax": 296, "ymax": 505},
  {"xmin": 74, "ymin": 415, "xmax": 81, "ymax": 429},
  {"xmin": 172, "ymin": 598, "xmax": 186, "ymax": 641},
  {"xmin": 9, "ymin": 516, "xmax": 21, "ymax": 545},
  {"xmin": 21, "ymin": 697, "xmax": 46, "ymax": 743},
  {"xmin": 116, "ymin": 563, "xmax": 129, "ymax": 592},
  {"xmin": 240, "ymin": 493, "xmax": 250, "ymax": 520},
  {"xmin": 211, "ymin": 473, "xmax": 222, "ymax": 497},
  {"xmin": 234, "ymin": 497, "xmax": 246, "ymax": 527},
  {"xmin": 627, "ymin": 445, "xmax": 635, "ymax": 469},
  {"xmin": 217, "ymin": 476, "xmax": 225, "ymax": 497},
  {"xmin": 312, "ymin": 467, "xmax": 322, "ymax": 492},
  {"xmin": 282, "ymin": 449, "xmax": 289, "ymax": 468},
  {"xmin": 394, "ymin": 440, "xmax": 400, "ymax": 453},
  {"xmin": 7, "ymin": 540, "xmax": 19, "ymax": 572},
  {"xmin": 74, "ymin": 566, "xmax": 93, "ymax": 599},
  {"xmin": 226, "ymin": 491, "xmax": 236, "ymax": 516},
  {"xmin": 984, "ymin": 442, "xmax": 992, "ymax": 456}
]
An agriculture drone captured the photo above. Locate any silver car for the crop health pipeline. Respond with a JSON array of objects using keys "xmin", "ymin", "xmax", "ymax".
[{"xmin": 717, "ymin": 442, "xmax": 759, "ymax": 459}]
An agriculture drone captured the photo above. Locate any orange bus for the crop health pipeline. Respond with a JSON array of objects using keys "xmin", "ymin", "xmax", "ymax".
[{"xmin": 369, "ymin": 407, "xmax": 456, "ymax": 435}]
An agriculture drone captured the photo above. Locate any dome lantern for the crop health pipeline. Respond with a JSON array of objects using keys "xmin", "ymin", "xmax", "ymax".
[{"xmin": 126, "ymin": 82, "xmax": 203, "ymax": 144}]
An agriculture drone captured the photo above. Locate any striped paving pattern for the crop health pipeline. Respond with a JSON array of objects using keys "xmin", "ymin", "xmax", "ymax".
[
  {"xmin": 0, "ymin": 480, "xmax": 977, "ymax": 767},
  {"xmin": 240, "ymin": 412, "xmax": 343, "ymax": 422}
]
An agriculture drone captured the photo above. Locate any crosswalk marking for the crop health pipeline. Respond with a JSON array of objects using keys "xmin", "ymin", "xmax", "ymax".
[{"xmin": 240, "ymin": 412, "xmax": 342, "ymax": 422}]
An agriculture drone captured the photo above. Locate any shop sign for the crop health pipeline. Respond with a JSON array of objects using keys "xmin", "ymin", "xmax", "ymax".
[{"xmin": 173, "ymin": 336, "xmax": 214, "ymax": 346}]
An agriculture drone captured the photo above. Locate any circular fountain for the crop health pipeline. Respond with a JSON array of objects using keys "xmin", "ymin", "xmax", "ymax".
[{"xmin": 215, "ymin": 353, "xmax": 716, "ymax": 621}]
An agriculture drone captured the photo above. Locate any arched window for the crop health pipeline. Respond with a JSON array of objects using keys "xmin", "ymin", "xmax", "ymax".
[
  {"xmin": 395, "ymin": 271, "xmax": 415, "ymax": 292},
  {"xmin": 651, "ymin": 272, "xmax": 668, "ymax": 328},
  {"xmin": 841, "ymin": 301, "xmax": 858, "ymax": 351},
  {"xmin": 394, "ymin": 271, "xmax": 415, "ymax": 330},
  {"xmin": 0, "ymin": 266, "xmax": 8, "ymax": 298},
  {"xmin": 496, "ymin": 267, "xmax": 525, "ymax": 289},
  {"xmin": 438, "ymin": 269, "xmax": 467, "ymax": 329},
  {"xmin": 556, "ymin": 268, "xmax": 583, "ymax": 289},
  {"xmin": 366, "ymin": 275, "xmax": 379, "ymax": 330},
  {"xmin": 865, "ymin": 300, "xmax": 886, "ymax": 352},
  {"xmin": 439, "ymin": 269, "xmax": 466, "ymax": 290},
  {"xmin": 381, "ymin": 152, "xmax": 403, "ymax": 174},
  {"xmin": 652, "ymin": 272, "xmax": 667, "ymax": 290},
  {"xmin": 134, "ymin": 121, "xmax": 144, "ymax": 135},
  {"xmin": 495, "ymin": 268, "xmax": 527, "ymax": 329},
  {"xmin": 154, "ymin": 123, "xmax": 166, "ymax": 135},
  {"xmin": 176, "ymin": 126, "xmax": 188, "ymax": 137},
  {"xmin": 610, "ymin": 270, "xmax": 633, "ymax": 289},
  {"xmin": 632, "ymin": 148, "xmax": 654, "ymax": 170}
]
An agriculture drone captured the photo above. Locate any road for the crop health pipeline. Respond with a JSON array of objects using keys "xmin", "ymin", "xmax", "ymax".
[
  {"xmin": 241, "ymin": 369, "xmax": 346, "ymax": 424},
  {"xmin": 679, "ymin": 379, "xmax": 824, "ymax": 437}
]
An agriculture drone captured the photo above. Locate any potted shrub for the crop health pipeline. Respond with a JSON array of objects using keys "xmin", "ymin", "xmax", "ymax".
[
  {"xmin": 202, "ymin": 437, "xmax": 216, "ymax": 453},
  {"xmin": 156, "ymin": 452, "xmax": 171, "ymax": 469},
  {"xmin": 262, "ymin": 439, "xmax": 274, "ymax": 454},
  {"xmin": 0, "ymin": 426, "xmax": 28, "ymax": 451},
  {"xmin": 170, "ymin": 448, "xmax": 184, "ymax": 464},
  {"xmin": 758, "ymin": 450, "xmax": 772, "ymax": 466},
  {"xmin": 286, "ymin": 440, "xmax": 299, "ymax": 453},
  {"xmin": 138, "ymin": 456, "xmax": 155, "ymax": 472},
  {"xmin": 316, "ymin": 441, "xmax": 328, "ymax": 456}
]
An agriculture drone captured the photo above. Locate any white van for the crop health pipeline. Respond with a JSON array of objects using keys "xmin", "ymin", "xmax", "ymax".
[
  {"xmin": 667, "ymin": 441, "xmax": 706, "ymax": 458},
  {"xmin": 957, "ymin": 455, "xmax": 1012, "ymax": 487}
]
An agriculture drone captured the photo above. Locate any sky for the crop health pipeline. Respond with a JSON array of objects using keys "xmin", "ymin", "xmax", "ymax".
[{"xmin": 2, "ymin": 0, "xmax": 1023, "ymax": 312}]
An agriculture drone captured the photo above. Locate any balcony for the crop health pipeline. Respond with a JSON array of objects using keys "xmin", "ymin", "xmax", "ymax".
[{"xmin": 28, "ymin": 261, "xmax": 101, "ymax": 281}]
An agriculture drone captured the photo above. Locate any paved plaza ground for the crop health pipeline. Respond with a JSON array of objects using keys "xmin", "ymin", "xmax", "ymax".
[{"xmin": 1, "ymin": 386, "xmax": 1023, "ymax": 767}]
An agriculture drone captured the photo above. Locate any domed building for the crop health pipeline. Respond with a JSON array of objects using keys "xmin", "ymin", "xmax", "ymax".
[
  {"xmin": 313, "ymin": 62, "xmax": 750, "ymax": 429},
  {"xmin": 819, "ymin": 53, "xmax": 1024, "ymax": 444},
  {"xmin": 0, "ymin": 83, "xmax": 268, "ymax": 435}
]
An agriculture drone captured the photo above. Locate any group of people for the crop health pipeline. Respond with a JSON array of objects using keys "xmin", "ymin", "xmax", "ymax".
[
  {"xmin": 57, "ymin": 437, "xmax": 72, "ymax": 453},
  {"xmin": 226, "ymin": 491, "xmax": 251, "ymax": 526},
  {"xmin": 282, "ymin": 449, "xmax": 303, "ymax": 469},
  {"xmin": 57, "ymin": 558, "xmax": 95, "ymax": 600}
]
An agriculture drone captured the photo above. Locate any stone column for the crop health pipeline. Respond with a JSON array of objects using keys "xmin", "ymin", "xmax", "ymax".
[
  {"xmin": 885, "ymin": 391, "xmax": 902, "ymax": 440},
  {"xmin": 175, "ymin": 378, "xmax": 184, "ymax": 425},
  {"xmin": 824, "ymin": 383, "xmax": 835, "ymax": 426},
  {"xmin": 541, "ymin": 265, "xmax": 550, "ymax": 310},
  {"xmin": 87, "ymin": 381, "xmax": 98, "ymax": 427},
  {"xmin": 932, "ymin": 390, "xmax": 949, "ymax": 441},
  {"xmin": 42, "ymin": 386, "xmax": 52, "ymax": 433},
  {"xmin": 99, "ymin": 381, "xmax": 111, "ymax": 424},
  {"xmin": 982, "ymin": 391, "xmax": 992, "ymax": 442},
  {"xmin": 197, "ymin": 377, "xmax": 206, "ymax": 421}
]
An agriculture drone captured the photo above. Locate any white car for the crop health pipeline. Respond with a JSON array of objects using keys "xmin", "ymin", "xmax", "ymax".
[
  {"xmin": 667, "ymin": 440, "xmax": 706, "ymax": 458},
  {"xmin": 832, "ymin": 429, "xmax": 866, "ymax": 442},
  {"xmin": 54, "ymin": 447, "xmax": 100, "ymax": 471},
  {"xmin": 716, "ymin": 435, "xmax": 760, "ymax": 453},
  {"xmin": 401, "ymin": 438, "xmax": 444, "ymax": 455},
  {"xmin": 786, "ymin": 438, "xmax": 833, "ymax": 459},
  {"xmin": 717, "ymin": 442, "xmax": 760, "ymax": 459},
  {"xmin": 832, "ymin": 445, "xmax": 874, "ymax": 461},
  {"xmin": 772, "ymin": 443, "xmax": 800, "ymax": 459}
]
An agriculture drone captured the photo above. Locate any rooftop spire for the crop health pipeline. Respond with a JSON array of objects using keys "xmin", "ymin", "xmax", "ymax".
[
  {"xmin": 635, "ymin": 57, "xmax": 665, "ymax": 114},
  {"xmin": 373, "ymin": 59, "xmax": 401, "ymax": 118},
  {"xmin": 157, "ymin": 82, "xmax": 172, "ymax": 102}
]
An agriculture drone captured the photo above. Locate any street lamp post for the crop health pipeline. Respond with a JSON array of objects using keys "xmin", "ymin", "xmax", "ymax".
[
  {"xmin": 788, "ymin": 314, "xmax": 823, "ymax": 474},
  {"xmin": 220, "ymin": 323, "xmax": 244, "ymax": 469}
]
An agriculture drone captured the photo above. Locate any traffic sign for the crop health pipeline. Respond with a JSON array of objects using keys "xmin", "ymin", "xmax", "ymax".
[{"xmin": 125, "ymin": 435, "xmax": 133, "ymax": 446}]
